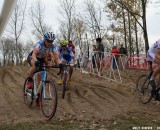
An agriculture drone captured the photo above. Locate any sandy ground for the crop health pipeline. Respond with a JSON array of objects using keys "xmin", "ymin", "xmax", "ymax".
[{"xmin": 0, "ymin": 66, "xmax": 159, "ymax": 124}]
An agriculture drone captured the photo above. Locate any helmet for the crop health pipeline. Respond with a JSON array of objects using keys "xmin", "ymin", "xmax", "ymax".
[
  {"xmin": 60, "ymin": 39, "xmax": 68, "ymax": 46},
  {"xmin": 44, "ymin": 32, "xmax": 55, "ymax": 41}
]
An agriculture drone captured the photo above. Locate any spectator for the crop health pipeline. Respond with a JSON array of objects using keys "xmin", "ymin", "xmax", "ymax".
[
  {"xmin": 96, "ymin": 38, "xmax": 104, "ymax": 72},
  {"xmin": 119, "ymin": 44, "xmax": 127, "ymax": 69},
  {"xmin": 68, "ymin": 40, "xmax": 77, "ymax": 64},
  {"xmin": 96, "ymin": 37, "xmax": 104, "ymax": 60},
  {"xmin": 92, "ymin": 44, "xmax": 97, "ymax": 68},
  {"xmin": 119, "ymin": 44, "xmax": 127, "ymax": 55},
  {"xmin": 68, "ymin": 40, "xmax": 75, "ymax": 54},
  {"xmin": 111, "ymin": 46, "xmax": 119, "ymax": 70},
  {"xmin": 77, "ymin": 54, "xmax": 81, "ymax": 68}
]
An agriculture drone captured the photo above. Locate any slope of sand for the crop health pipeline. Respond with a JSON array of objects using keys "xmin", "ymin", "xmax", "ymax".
[{"xmin": 0, "ymin": 66, "xmax": 159, "ymax": 124}]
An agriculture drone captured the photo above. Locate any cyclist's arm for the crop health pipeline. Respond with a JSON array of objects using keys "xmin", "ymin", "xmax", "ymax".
[
  {"xmin": 32, "ymin": 49, "xmax": 38, "ymax": 62},
  {"xmin": 32, "ymin": 42, "xmax": 41, "ymax": 62},
  {"xmin": 155, "ymin": 48, "xmax": 160, "ymax": 60},
  {"xmin": 53, "ymin": 52, "xmax": 61, "ymax": 64}
]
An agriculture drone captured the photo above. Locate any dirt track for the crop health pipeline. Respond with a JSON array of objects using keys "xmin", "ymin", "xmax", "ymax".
[{"xmin": 0, "ymin": 66, "xmax": 160, "ymax": 124}]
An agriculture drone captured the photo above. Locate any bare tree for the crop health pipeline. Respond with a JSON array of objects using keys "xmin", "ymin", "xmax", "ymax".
[
  {"xmin": 0, "ymin": 37, "xmax": 33, "ymax": 66},
  {"xmin": 0, "ymin": 38, "xmax": 16, "ymax": 66},
  {"xmin": 7, "ymin": 0, "xmax": 27, "ymax": 65},
  {"xmin": 73, "ymin": 18, "xmax": 86, "ymax": 51},
  {"xmin": 112, "ymin": 0, "xmax": 149, "ymax": 53},
  {"xmin": 84, "ymin": 0, "xmax": 105, "ymax": 39},
  {"xmin": 29, "ymin": 0, "xmax": 52, "ymax": 40},
  {"xmin": 58, "ymin": 0, "xmax": 76, "ymax": 41}
]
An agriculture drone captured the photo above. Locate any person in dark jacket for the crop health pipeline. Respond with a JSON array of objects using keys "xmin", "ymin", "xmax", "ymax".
[
  {"xmin": 119, "ymin": 44, "xmax": 127, "ymax": 55},
  {"xmin": 96, "ymin": 37, "xmax": 104, "ymax": 60},
  {"xmin": 96, "ymin": 37, "xmax": 104, "ymax": 74},
  {"xmin": 119, "ymin": 44, "xmax": 127, "ymax": 69}
]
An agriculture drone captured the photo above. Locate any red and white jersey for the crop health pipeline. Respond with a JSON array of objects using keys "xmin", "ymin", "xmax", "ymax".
[{"xmin": 68, "ymin": 43, "xmax": 75, "ymax": 54}]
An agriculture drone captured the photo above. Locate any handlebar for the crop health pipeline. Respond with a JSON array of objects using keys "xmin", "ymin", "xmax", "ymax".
[
  {"xmin": 40, "ymin": 65, "xmax": 60, "ymax": 69},
  {"xmin": 36, "ymin": 64, "xmax": 77, "ymax": 75},
  {"xmin": 35, "ymin": 65, "xmax": 60, "ymax": 74},
  {"xmin": 57, "ymin": 64, "xmax": 77, "ymax": 75}
]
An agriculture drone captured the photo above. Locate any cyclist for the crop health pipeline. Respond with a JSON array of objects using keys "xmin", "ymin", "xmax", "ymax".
[
  {"xmin": 27, "ymin": 32, "xmax": 62, "ymax": 89},
  {"xmin": 58, "ymin": 39, "xmax": 75, "ymax": 85},
  {"xmin": 68, "ymin": 40, "xmax": 75, "ymax": 54},
  {"xmin": 68, "ymin": 40, "xmax": 77, "ymax": 64},
  {"xmin": 147, "ymin": 39, "xmax": 160, "ymax": 98}
]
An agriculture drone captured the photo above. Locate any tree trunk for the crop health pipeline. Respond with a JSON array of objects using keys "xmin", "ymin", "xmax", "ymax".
[
  {"xmin": 122, "ymin": 5, "xmax": 127, "ymax": 50},
  {"xmin": 127, "ymin": 10, "xmax": 132, "ymax": 54},
  {"xmin": 3, "ymin": 55, "xmax": 6, "ymax": 66},
  {"xmin": 135, "ymin": 18, "xmax": 139, "ymax": 54},
  {"xmin": 142, "ymin": 0, "xmax": 149, "ymax": 54}
]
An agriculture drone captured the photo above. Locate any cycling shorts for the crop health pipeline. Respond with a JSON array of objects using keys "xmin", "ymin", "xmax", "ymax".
[{"xmin": 61, "ymin": 56, "xmax": 73, "ymax": 64}]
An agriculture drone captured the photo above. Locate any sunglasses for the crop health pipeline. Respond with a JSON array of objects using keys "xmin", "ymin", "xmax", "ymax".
[{"xmin": 47, "ymin": 40, "xmax": 53, "ymax": 43}]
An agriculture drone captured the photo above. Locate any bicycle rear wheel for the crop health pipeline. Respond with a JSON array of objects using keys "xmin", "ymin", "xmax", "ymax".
[
  {"xmin": 23, "ymin": 77, "xmax": 34, "ymax": 107},
  {"xmin": 136, "ymin": 74, "xmax": 152, "ymax": 104},
  {"xmin": 40, "ymin": 79, "xmax": 58, "ymax": 120},
  {"xmin": 62, "ymin": 72, "xmax": 68, "ymax": 99}
]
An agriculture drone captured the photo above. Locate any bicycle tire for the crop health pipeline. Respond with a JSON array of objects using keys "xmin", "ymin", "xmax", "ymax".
[
  {"xmin": 40, "ymin": 79, "xmax": 58, "ymax": 120},
  {"xmin": 62, "ymin": 72, "xmax": 68, "ymax": 99},
  {"xmin": 136, "ymin": 74, "xmax": 152, "ymax": 104},
  {"xmin": 23, "ymin": 77, "xmax": 34, "ymax": 108}
]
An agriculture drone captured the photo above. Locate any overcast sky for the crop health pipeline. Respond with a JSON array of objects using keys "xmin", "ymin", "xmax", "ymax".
[{"xmin": 1, "ymin": 0, "xmax": 160, "ymax": 45}]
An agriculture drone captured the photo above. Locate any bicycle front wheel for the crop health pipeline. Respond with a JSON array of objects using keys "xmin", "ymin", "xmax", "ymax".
[
  {"xmin": 23, "ymin": 77, "xmax": 34, "ymax": 107},
  {"xmin": 40, "ymin": 79, "xmax": 58, "ymax": 120},
  {"xmin": 136, "ymin": 74, "xmax": 152, "ymax": 104}
]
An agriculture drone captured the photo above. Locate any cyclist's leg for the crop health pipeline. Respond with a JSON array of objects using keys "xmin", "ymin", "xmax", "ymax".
[
  {"xmin": 27, "ymin": 55, "xmax": 36, "ymax": 88},
  {"xmin": 153, "ymin": 65, "xmax": 160, "ymax": 100},
  {"xmin": 151, "ymin": 64, "xmax": 160, "ymax": 88},
  {"xmin": 157, "ymin": 73, "xmax": 160, "ymax": 87},
  {"xmin": 37, "ymin": 58, "xmax": 45, "ymax": 83},
  {"xmin": 27, "ymin": 57, "xmax": 36, "ymax": 78},
  {"xmin": 153, "ymin": 58, "xmax": 160, "ymax": 78},
  {"xmin": 147, "ymin": 52, "xmax": 157, "ymax": 88},
  {"xmin": 58, "ymin": 58, "xmax": 66, "ymax": 84}
]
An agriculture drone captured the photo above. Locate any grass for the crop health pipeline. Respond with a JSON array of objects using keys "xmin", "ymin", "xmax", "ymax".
[
  {"xmin": 1, "ymin": 113, "xmax": 160, "ymax": 130},
  {"xmin": 107, "ymin": 113, "xmax": 160, "ymax": 130},
  {"xmin": 0, "ymin": 121, "xmax": 91, "ymax": 130}
]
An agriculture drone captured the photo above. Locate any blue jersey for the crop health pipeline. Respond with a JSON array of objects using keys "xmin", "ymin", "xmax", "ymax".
[
  {"xmin": 58, "ymin": 47, "xmax": 74, "ymax": 60},
  {"xmin": 33, "ymin": 40, "xmax": 57, "ymax": 58}
]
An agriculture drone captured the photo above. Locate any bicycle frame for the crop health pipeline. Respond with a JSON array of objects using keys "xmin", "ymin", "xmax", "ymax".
[
  {"xmin": 33, "ymin": 70, "xmax": 47, "ymax": 99},
  {"xmin": 63, "ymin": 66, "xmax": 69, "ymax": 81},
  {"xmin": 24, "ymin": 65, "xmax": 59, "ymax": 120}
]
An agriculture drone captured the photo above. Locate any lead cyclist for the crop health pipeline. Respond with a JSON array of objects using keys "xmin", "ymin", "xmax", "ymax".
[{"xmin": 27, "ymin": 32, "xmax": 62, "ymax": 89}]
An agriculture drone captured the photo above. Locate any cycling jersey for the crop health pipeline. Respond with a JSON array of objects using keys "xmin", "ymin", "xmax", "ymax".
[
  {"xmin": 58, "ymin": 46, "xmax": 74, "ymax": 63},
  {"xmin": 68, "ymin": 43, "xmax": 75, "ymax": 54},
  {"xmin": 33, "ymin": 40, "xmax": 57, "ymax": 58},
  {"xmin": 147, "ymin": 39, "xmax": 160, "ymax": 61},
  {"xmin": 27, "ymin": 40, "xmax": 58, "ymax": 66}
]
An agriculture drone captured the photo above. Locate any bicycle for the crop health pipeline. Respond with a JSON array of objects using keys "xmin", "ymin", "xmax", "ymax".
[
  {"xmin": 58, "ymin": 64, "xmax": 76, "ymax": 99},
  {"xmin": 23, "ymin": 65, "xmax": 59, "ymax": 120},
  {"xmin": 136, "ymin": 61, "xmax": 160, "ymax": 104}
]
